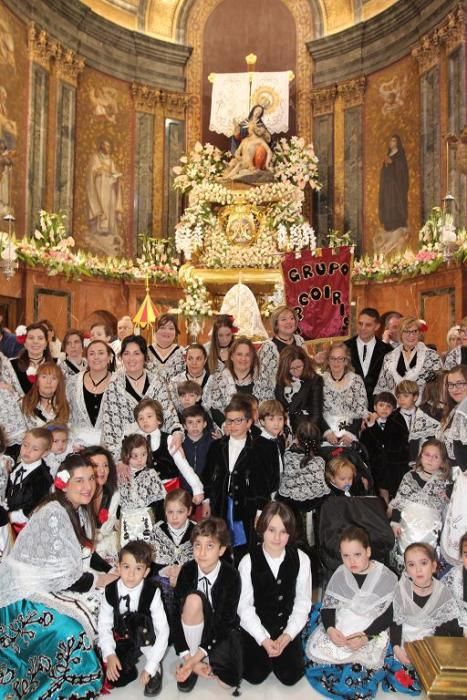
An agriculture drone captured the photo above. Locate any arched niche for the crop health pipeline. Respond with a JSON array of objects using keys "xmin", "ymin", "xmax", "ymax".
[{"xmin": 181, "ymin": 0, "xmax": 315, "ymax": 148}]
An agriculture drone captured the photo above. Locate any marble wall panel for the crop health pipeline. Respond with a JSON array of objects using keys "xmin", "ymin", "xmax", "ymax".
[
  {"xmin": 134, "ymin": 111, "xmax": 154, "ymax": 250},
  {"xmin": 421, "ymin": 66, "xmax": 440, "ymax": 222},
  {"xmin": 312, "ymin": 113, "xmax": 334, "ymax": 246},
  {"xmin": 28, "ymin": 64, "xmax": 49, "ymax": 233},
  {"xmin": 344, "ymin": 105, "xmax": 363, "ymax": 254},
  {"xmin": 54, "ymin": 81, "xmax": 76, "ymax": 222},
  {"xmin": 163, "ymin": 118, "xmax": 184, "ymax": 238}
]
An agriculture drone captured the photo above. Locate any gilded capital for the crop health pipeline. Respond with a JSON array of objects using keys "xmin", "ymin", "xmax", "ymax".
[
  {"xmin": 311, "ymin": 85, "xmax": 337, "ymax": 116},
  {"xmin": 441, "ymin": 5, "xmax": 465, "ymax": 54},
  {"xmin": 337, "ymin": 77, "xmax": 366, "ymax": 108},
  {"xmin": 55, "ymin": 47, "xmax": 85, "ymax": 86},
  {"xmin": 412, "ymin": 30, "xmax": 441, "ymax": 74},
  {"xmin": 28, "ymin": 22, "xmax": 60, "ymax": 70},
  {"xmin": 131, "ymin": 82, "xmax": 164, "ymax": 113}
]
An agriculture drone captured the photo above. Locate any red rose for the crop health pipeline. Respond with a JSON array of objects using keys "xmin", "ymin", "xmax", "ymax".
[
  {"xmin": 394, "ymin": 669, "xmax": 413, "ymax": 688},
  {"xmin": 54, "ymin": 476, "xmax": 67, "ymax": 490},
  {"xmin": 98, "ymin": 508, "xmax": 109, "ymax": 524}
]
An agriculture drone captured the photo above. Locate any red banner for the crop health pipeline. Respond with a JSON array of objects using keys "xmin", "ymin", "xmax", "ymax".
[{"xmin": 281, "ymin": 246, "xmax": 352, "ymax": 340}]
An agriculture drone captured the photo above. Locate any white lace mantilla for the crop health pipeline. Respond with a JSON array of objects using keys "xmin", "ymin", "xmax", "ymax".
[
  {"xmin": 66, "ymin": 371, "xmax": 105, "ymax": 446},
  {"xmin": 437, "ymin": 397, "xmax": 467, "ymax": 462},
  {"xmin": 394, "ymin": 574, "xmax": 460, "ymax": 642},
  {"xmin": 258, "ymin": 335, "xmax": 304, "ymax": 388},
  {"xmin": 278, "ymin": 452, "xmax": 329, "ymax": 502},
  {"xmin": 374, "ymin": 343, "xmax": 442, "ymax": 397},
  {"xmin": 151, "ymin": 521, "xmax": 193, "ymax": 567},
  {"xmin": 322, "ymin": 371, "xmax": 368, "ymax": 436},
  {"xmin": 442, "ymin": 565, "xmax": 467, "ymax": 628},
  {"xmin": 102, "ymin": 369, "xmax": 182, "ymax": 459},
  {"xmin": 203, "ymin": 366, "xmax": 274, "ymax": 413}
]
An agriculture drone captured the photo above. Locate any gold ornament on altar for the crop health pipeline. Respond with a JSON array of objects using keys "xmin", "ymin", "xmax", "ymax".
[{"xmin": 220, "ymin": 204, "xmax": 261, "ymax": 246}]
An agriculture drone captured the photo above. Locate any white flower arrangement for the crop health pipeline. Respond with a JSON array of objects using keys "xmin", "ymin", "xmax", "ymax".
[
  {"xmin": 178, "ymin": 276, "xmax": 214, "ymax": 318},
  {"xmin": 173, "ymin": 142, "xmax": 230, "ymax": 193},
  {"xmin": 261, "ymin": 281, "xmax": 285, "ymax": 317},
  {"xmin": 272, "ymin": 136, "xmax": 321, "ymax": 191},
  {"xmin": 277, "ymin": 222, "xmax": 317, "ymax": 256}
]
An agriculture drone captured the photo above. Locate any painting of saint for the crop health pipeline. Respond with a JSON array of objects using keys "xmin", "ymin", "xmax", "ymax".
[
  {"xmin": 378, "ymin": 134, "xmax": 409, "ymax": 231},
  {"xmin": 0, "ymin": 138, "xmax": 14, "ymax": 216},
  {"xmin": 86, "ymin": 139, "xmax": 123, "ymax": 255}
]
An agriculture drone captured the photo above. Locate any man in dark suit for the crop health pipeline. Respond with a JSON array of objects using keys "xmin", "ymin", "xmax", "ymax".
[{"xmin": 345, "ymin": 307, "xmax": 392, "ymax": 410}]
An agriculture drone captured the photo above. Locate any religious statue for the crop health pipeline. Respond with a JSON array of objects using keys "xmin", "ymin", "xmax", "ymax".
[
  {"xmin": 221, "ymin": 105, "xmax": 274, "ymax": 184},
  {"xmin": 0, "ymin": 139, "xmax": 14, "ymax": 216},
  {"xmin": 86, "ymin": 139, "xmax": 123, "ymax": 255}
]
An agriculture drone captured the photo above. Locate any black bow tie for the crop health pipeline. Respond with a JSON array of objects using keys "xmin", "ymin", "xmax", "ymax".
[
  {"xmin": 119, "ymin": 594, "xmax": 131, "ymax": 612},
  {"xmin": 13, "ymin": 466, "xmax": 27, "ymax": 485},
  {"xmin": 198, "ymin": 576, "xmax": 211, "ymax": 599}
]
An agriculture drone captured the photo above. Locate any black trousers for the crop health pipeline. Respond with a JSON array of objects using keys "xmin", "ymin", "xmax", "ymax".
[{"xmin": 241, "ymin": 629, "xmax": 304, "ymax": 686}]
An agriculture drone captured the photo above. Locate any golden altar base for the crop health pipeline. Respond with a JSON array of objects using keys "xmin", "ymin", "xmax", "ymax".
[
  {"xmin": 179, "ymin": 263, "xmax": 282, "ymax": 295},
  {"xmin": 406, "ymin": 637, "xmax": 467, "ymax": 698}
]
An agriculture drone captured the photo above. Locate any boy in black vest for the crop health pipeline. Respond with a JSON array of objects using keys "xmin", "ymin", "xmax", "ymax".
[
  {"xmin": 173, "ymin": 517, "xmax": 242, "ymax": 694},
  {"xmin": 6, "ymin": 427, "xmax": 53, "ymax": 533},
  {"xmin": 98, "ymin": 541, "xmax": 169, "ymax": 696}
]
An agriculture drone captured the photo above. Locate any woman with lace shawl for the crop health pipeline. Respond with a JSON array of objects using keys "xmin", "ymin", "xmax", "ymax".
[
  {"xmin": 203, "ymin": 336, "xmax": 274, "ymax": 429},
  {"xmin": 101, "ymin": 335, "xmax": 183, "ymax": 461},
  {"xmin": 146, "ymin": 314, "xmax": 186, "ymax": 381},
  {"xmin": 304, "ymin": 526, "xmax": 397, "ymax": 699},
  {"xmin": 0, "ymin": 454, "xmax": 116, "ymax": 699},
  {"xmin": 442, "ymin": 532, "xmax": 467, "ymax": 635},
  {"xmin": 67, "ymin": 340, "xmax": 114, "ymax": 447},
  {"xmin": 321, "ymin": 343, "xmax": 369, "ymax": 446},
  {"xmin": 443, "ymin": 319, "xmax": 467, "ymax": 369},
  {"xmin": 436, "ymin": 364, "xmax": 467, "ymax": 468},
  {"xmin": 383, "ymin": 542, "xmax": 462, "ymax": 694},
  {"xmin": 387, "ymin": 439, "xmax": 452, "ymax": 573},
  {"xmin": 374, "ymin": 317, "xmax": 442, "ymax": 399},
  {"xmin": 258, "ymin": 306, "xmax": 305, "ymax": 390}
]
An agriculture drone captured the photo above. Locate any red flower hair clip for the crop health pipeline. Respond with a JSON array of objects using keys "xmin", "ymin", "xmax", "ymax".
[
  {"xmin": 54, "ymin": 469, "xmax": 70, "ymax": 490},
  {"xmin": 418, "ymin": 319, "xmax": 428, "ymax": 333},
  {"xmin": 98, "ymin": 508, "xmax": 109, "ymax": 524}
]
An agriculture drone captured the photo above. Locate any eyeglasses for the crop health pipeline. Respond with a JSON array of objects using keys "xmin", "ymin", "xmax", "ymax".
[
  {"xmin": 329, "ymin": 356, "xmax": 346, "ymax": 362},
  {"xmin": 225, "ymin": 417, "xmax": 247, "ymax": 425},
  {"xmin": 402, "ymin": 329, "xmax": 419, "ymax": 335},
  {"xmin": 447, "ymin": 381, "xmax": 467, "ymax": 389}
]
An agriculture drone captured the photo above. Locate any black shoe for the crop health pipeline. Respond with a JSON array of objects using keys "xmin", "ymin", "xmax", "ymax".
[
  {"xmin": 144, "ymin": 668, "xmax": 163, "ymax": 697},
  {"xmin": 177, "ymin": 672, "xmax": 198, "ymax": 693}
]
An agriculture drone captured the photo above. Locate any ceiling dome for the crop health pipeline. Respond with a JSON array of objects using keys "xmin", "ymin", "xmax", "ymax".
[{"xmin": 79, "ymin": 0, "xmax": 401, "ymax": 42}]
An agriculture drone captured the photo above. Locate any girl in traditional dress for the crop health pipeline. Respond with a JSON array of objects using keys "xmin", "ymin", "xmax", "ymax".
[
  {"xmin": 0, "ymin": 454, "xmax": 116, "ymax": 699},
  {"xmin": 388, "ymin": 439, "xmax": 451, "ymax": 573},
  {"xmin": 259, "ymin": 306, "xmax": 305, "ymax": 390},
  {"xmin": 151, "ymin": 488, "xmax": 195, "ymax": 625},
  {"xmin": 118, "ymin": 433, "xmax": 166, "ymax": 546},
  {"xmin": 383, "ymin": 542, "xmax": 462, "ymax": 694},
  {"xmin": 442, "ymin": 532, "xmax": 467, "ymax": 635},
  {"xmin": 277, "ymin": 420, "xmax": 329, "ymax": 513},
  {"xmin": 206, "ymin": 314, "xmax": 237, "ymax": 374},
  {"xmin": 275, "ymin": 345, "xmax": 323, "ymax": 433},
  {"xmin": 305, "ymin": 525, "xmax": 397, "ymax": 699},
  {"xmin": 22, "ymin": 361, "xmax": 69, "ymax": 429},
  {"xmin": 83, "ymin": 445, "xmax": 120, "ymax": 563},
  {"xmin": 6, "ymin": 322, "xmax": 54, "ymax": 395},
  {"xmin": 238, "ymin": 501, "xmax": 312, "ymax": 686}
]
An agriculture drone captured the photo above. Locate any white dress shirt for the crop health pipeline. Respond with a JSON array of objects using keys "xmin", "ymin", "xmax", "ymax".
[
  {"xmin": 237, "ymin": 547, "xmax": 312, "ymax": 646},
  {"xmin": 98, "ymin": 578, "xmax": 170, "ymax": 676},
  {"xmin": 196, "ymin": 560, "xmax": 221, "ymax": 605},
  {"xmin": 357, "ymin": 336, "xmax": 376, "ymax": 377}
]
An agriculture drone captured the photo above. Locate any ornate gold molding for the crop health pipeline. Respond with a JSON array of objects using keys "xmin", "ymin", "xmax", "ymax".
[
  {"xmin": 412, "ymin": 29, "xmax": 441, "ymax": 74},
  {"xmin": 28, "ymin": 23, "xmax": 84, "ymax": 81},
  {"xmin": 54, "ymin": 47, "xmax": 85, "ymax": 86},
  {"xmin": 441, "ymin": 5, "xmax": 465, "ymax": 54},
  {"xmin": 337, "ymin": 76, "xmax": 366, "ymax": 108},
  {"xmin": 311, "ymin": 85, "xmax": 337, "ymax": 116},
  {"xmin": 185, "ymin": 0, "xmax": 314, "ymax": 149},
  {"xmin": 28, "ymin": 22, "xmax": 60, "ymax": 70},
  {"xmin": 131, "ymin": 82, "xmax": 190, "ymax": 117}
]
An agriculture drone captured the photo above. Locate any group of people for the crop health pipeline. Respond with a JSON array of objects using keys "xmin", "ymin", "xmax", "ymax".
[{"xmin": 0, "ymin": 305, "xmax": 465, "ymax": 700}]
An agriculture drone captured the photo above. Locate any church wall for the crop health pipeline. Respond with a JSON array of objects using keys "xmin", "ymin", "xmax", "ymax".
[
  {"xmin": 0, "ymin": 3, "xmax": 29, "ymax": 234},
  {"xmin": 363, "ymin": 54, "xmax": 421, "ymax": 253},
  {"xmin": 73, "ymin": 67, "xmax": 135, "ymax": 257}
]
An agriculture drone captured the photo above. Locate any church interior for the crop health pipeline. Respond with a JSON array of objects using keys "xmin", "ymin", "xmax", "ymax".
[{"xmin": 0, "ymin": 0, "xmax": 466, "ymax": 698}]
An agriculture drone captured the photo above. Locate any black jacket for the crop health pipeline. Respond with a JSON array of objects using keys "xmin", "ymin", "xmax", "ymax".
[
  {"xmin": 345, "ymin": 336, "xmax": 391, "ymax": 410},
  {"xmin": 275, "ymin": 374, "xmax": 323, "ymax": 432}
]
